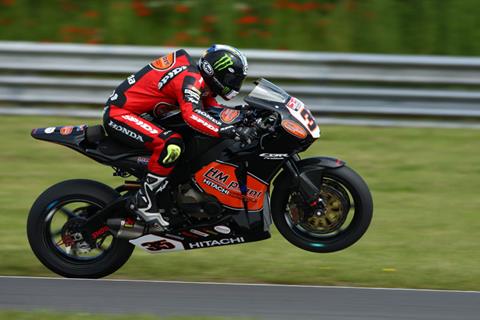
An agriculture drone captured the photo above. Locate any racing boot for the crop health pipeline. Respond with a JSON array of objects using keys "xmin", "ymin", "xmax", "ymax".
[
  {"xmin": 129, "ymin": 173, "xmax": 171, "ymax": 230},
  {"xmin": 128, "ymin": 144, "xmax": 182, "ymax": 230}
]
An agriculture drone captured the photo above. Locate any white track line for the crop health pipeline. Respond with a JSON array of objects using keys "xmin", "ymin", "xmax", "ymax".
[{"xmin": 0, "ymin": 275, "xmax": 478, "ymax": 294}]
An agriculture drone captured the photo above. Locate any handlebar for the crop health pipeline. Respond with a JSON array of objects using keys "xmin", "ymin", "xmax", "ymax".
[
  {"xmin": 221, "ymin": 105, "xmax": 279, "ymax": 149},
  {"xmin": 235, "ymin": 111, "xmax": 279, "ymax": 149}
]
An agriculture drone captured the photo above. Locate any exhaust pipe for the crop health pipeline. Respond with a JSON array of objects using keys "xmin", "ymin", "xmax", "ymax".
[{"xmin": 107, "ymin": 218, "xmax": 145, "ymax": 239}]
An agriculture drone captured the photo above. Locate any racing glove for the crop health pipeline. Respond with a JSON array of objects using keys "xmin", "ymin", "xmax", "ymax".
[{"xmin": 219, "ymin": 124, "xmax": 256, "ymax": 145}]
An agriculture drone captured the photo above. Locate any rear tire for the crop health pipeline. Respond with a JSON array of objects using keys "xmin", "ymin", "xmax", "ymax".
[
  {"xmin": 271, "ymin": 166, "xmax": 373, "ymax": 253},
  {"xmin": 27, "ymin": 179, "xmax": 134, "ymax": 278}
]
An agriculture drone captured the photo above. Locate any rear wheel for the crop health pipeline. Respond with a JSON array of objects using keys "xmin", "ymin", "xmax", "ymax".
[
  {"xmin": 271, "ymin": 165, "xmax": 373, "ymax": 253},
  {"xmin": 27, "ymin": 179, "xmax": 134, "ymax": 278}
]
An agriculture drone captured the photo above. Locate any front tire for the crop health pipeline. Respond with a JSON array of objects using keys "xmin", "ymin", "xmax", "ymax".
[
  {"xmin": 271, "ymin": 165, "xmax": 373, "ymax": 253},
  {"xmin": 27, "ymin": 179, "xmax": 134, "ymax": 278}
]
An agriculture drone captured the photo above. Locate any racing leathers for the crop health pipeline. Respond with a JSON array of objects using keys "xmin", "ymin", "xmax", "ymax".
[{"xmin": 103, "ymin": 49, "xmax": 229, "ymax": 228}]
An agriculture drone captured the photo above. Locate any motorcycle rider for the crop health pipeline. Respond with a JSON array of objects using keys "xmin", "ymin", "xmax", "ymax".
[{"xmin": 103, "ymin": 44, "xmax": 254, "ymax": 230}]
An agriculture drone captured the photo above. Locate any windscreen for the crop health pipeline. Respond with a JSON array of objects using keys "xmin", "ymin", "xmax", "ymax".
[{"xmin": 246, "ymin": 78, "xmax": 289, "ymax": 104}]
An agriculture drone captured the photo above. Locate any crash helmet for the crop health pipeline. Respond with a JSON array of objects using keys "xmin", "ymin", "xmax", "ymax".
[{"xmin": 198, "ymin": 44, "xmax": 248, "ymax": 100}]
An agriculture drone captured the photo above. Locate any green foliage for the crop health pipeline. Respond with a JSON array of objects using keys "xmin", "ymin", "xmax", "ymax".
[
  {"xmin": 1, "ymin": 0, "xmax": 480, "ymax": 55},
  {"xmin": 0, "ymin": 115, "xmax": 479, "ymax": 290}
]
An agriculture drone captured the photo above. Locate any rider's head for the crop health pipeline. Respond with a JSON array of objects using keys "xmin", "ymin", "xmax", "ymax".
[{"xmin": 198, "ymin": 44, "xmax": 248, "ymax": 100}]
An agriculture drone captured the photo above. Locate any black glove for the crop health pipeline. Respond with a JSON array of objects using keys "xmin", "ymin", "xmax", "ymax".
[{"xmin": 219, "ymin": 125, "xmax": 256, "ymax": 145}]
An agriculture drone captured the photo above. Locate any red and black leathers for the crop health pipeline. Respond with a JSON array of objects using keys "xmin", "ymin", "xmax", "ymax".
[{"xmin": 103, "ymin": 49, "xmax": 225, "ymax": 176}]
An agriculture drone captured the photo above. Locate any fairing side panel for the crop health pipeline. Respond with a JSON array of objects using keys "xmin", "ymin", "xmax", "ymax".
[{"xmin": 193, "ymin": 161, "xmax": 268, "ymax": 211}]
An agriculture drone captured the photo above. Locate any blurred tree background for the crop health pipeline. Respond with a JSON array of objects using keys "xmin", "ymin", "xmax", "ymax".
[{"xmin": 1, "ymin": 0, "xmax": 480, "ymax": 55}]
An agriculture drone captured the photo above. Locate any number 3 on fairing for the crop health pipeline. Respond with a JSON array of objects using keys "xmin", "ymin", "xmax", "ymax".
[
  {"xmin": 300, "ymin": 108, "xmax": 316, "ymax": 131},
  {"xmin": 286, "ymin": 97, "xmax": 320, "ymax": 137}
]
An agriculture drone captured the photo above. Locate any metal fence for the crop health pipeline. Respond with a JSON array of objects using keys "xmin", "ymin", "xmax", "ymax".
[{"xmin": 1, "ymin": 41, "xmax": 480, "ymax": 128}]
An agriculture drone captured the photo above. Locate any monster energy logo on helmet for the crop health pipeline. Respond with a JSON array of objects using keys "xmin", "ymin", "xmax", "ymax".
[
  {"xmin": 222, "ymin": 86, "xmax": 231, "ymax": 94},
  {"xmin": 213, "ymin": 54, "xmax": 234, "ymax": 71}
]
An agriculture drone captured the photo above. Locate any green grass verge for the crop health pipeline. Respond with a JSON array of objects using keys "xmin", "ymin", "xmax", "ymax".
[
  {"xmin": 1, "ymin": 115, "xmax": 479, "ymax": 290},
  {"xmin": 0, "ymin": 311, "xmax": 251, "ymax": 320}
]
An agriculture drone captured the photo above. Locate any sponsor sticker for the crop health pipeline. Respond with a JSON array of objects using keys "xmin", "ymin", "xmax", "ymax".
[
  {"xmin": 220, "ymin": 108, "xmax": 240, "ymax": 124},
  {"xmin": 190, "ymin": 114, "xmax": 219, "ymax": 132},
  {"xmin": 287, "ymin": 97, "xmax": 304, "ymax": 111},
  {"xmin": 281, "ymin": 119, "xmax": 307, "ymax": 139},
  {"xmin": 184, "ymin": 88, "xmax": 201, "ymax": 104},
  {"xmin": 60, "ymin": 126, "xmax": 73, "ymax": 135},
  {"xmin": 259, "ymin": 153, "xmax": 289, "ymax": 160},
  {"xmin": 194, "ymin": 109, "xmax": 222, "ymax": 125},
  {"xmin": 202, "ymin": 167, "xmax": 263, "ymax": 201},
  {"xmin": 194, "ymin": 161, "xmax": 268, "ymax": 211},
  {"xmin": 151, "ymin": 52, "xmax": 175, "ymax": 70},
  {"xmin": 108, "ymin": 120, "xmax": 144, "ymax": 142},
  {"xmin": 44, "ymin": 127, "xmax": 56, "ymax": 134},
  {"xmin": 91, "ymin": 226, "xmax": 110, "ymax": 239},
  {"xmin": 213, "ymin": 54, "xmax": 234, "ymax": 71},
  {"xmin": 121, "ymin": 115, "xmax": 159, "ymax": 135},
  {"xmin": 214, "ymin": 225, "xmax": 231, "ymax": 234},
  {"xmin": 137, "ymin": 156, "xmax": 150, "ymax": 165},
  {"xmin": 188, "ymin": 237, "xmax": 245, "ymax": 249},
  {"xmin": 158, "ymin": 65, "xmax": 187, "ymax": 90},
  {"xmin": 201, "ymin": 59, "xmax": 214, "ymax": 76}
]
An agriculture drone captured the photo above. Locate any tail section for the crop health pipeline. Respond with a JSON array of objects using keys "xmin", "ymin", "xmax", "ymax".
[
  {"xmin": 31, "ymin": 125, "xmax": 87, "ymax": 146},
  {"xmin": 31, "ymin": 124, "xmax": 150, "ymax": 178}
]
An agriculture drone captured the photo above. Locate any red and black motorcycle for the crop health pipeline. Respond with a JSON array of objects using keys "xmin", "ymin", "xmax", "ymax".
[{"xmin": 27, "ymin": 79, "xmax": 373, "ymax": 278}]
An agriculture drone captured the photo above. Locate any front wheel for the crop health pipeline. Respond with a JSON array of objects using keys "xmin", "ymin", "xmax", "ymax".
[
  {"xmin": 271, "ymin": 165, "xmax": 373, "ymax": 253},
  {"xmin": 27, "ymin": 179, "xmax": 135, "ymax": 278}
]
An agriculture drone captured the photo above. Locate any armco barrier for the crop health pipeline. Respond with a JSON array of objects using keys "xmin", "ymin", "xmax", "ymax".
[{"xmin": 1, "ymin": 41, "xmax": 480, "ymax": 128}]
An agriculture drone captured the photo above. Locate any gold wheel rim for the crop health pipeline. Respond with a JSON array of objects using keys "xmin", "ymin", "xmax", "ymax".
[{"xmin": 287, "ymin": 182, "xmax": 350, "ymax": 234}]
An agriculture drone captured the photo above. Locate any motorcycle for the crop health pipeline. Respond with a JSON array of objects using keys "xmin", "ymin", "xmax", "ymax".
[{"xmin": 27, "ymin": 79, "xmax": 373, "ymax": 278}]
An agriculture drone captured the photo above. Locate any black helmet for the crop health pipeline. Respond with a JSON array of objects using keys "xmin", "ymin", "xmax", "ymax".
[{"xmin": 198, "ymin": 44, "xmax": 248, "ymax": 100}]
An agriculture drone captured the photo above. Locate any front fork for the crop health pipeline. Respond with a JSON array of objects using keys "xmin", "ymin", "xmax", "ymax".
[{"xmin": 283, "ymin": 157, "xmax": 322, "ymax": 206}]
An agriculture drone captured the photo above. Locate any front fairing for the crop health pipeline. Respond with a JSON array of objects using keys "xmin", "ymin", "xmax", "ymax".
[
  {"xmin": 244, "ymin": 79, "xmax": 320, "ymax": 152},
  {"xmin": 244, "ymin": 79, "xmax": 291, "ymax": 113}
]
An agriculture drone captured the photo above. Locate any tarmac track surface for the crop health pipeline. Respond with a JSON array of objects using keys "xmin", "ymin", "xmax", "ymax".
[{"xmin": 1, "ymin": 276, "xmax": 479, "ymax": 320}]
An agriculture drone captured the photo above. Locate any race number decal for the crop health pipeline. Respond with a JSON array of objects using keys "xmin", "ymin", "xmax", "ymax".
[
  {"xmin": 130, "ymin": 235, "xmax": 185, "ymax": 253},
  {"xmin": 285, "ymin": 97, "xmax": 320, "ymax": 138}
]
